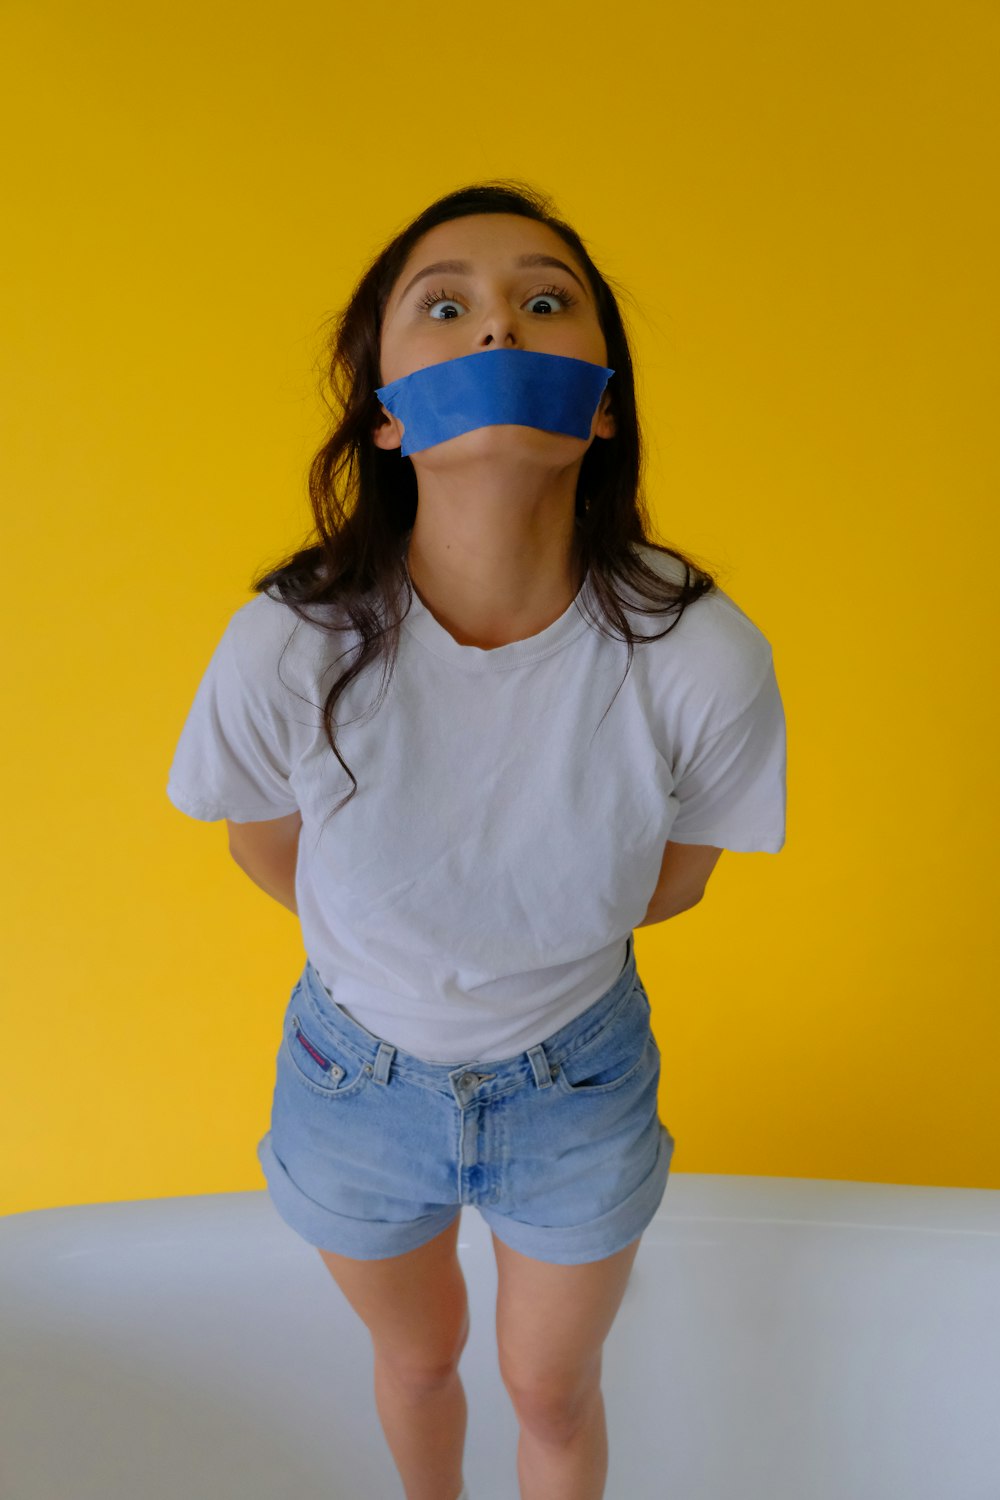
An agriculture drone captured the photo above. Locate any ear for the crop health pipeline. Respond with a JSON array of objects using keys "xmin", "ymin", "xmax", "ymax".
[
  {"xmin": 372, "ymin": 404, "xmax": 405, "ymax": 451},
  {"xmin": 594, "ymin": 390, "xmax": 617, "ymax": 440}
]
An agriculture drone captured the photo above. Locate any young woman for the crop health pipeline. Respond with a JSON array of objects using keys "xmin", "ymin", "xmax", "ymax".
[{"xmin": 167, "ymin": 179, "xmax": 787, "ymax": 1500}]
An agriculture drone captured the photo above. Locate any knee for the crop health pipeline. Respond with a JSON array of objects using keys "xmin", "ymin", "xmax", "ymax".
[
  {"xmin": 378, "ymin": 1309, "xmax": 470, "ymax": 1395},
  {"xmin": 501, "ymin": 1362, "xmax": 601, "ymax": 1442},
  {"xmin": 379, "ymin": 1350, "xmax": 463, "ymax": 1395}
]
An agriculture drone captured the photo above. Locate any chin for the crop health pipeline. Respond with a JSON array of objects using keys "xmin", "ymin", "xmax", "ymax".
[{"xmin": 445, "ymin": 424, "xmax": 579, "ymax": 450}]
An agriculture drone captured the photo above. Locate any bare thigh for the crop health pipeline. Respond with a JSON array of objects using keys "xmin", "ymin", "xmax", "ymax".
[{"xmin": 317, "ymin": 1216, "xmax": 469, "ymax": 1380}]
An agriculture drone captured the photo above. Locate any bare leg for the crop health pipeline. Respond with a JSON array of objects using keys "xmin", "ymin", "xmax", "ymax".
[
  {"xmin": 372, "ymin": 1355, "xmax": 468, "ymax": 1500},
  {"xmin": 516, "ymin": 1381, "xmax": 607, "ymax": 1500}
]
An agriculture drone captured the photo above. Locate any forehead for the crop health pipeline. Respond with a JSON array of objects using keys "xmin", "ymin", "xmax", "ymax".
[{"xmin": 404, "ymin": 214, "xmax": 565, "ymax": 260}]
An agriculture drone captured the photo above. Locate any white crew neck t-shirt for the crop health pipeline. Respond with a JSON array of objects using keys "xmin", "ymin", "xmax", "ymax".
[{"xmin": 167, "ymin": 543, "xmax": 787, "ymax": 1063}]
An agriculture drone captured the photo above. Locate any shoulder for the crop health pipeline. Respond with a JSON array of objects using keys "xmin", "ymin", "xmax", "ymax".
[
  {"xmin": 225, "ymin": 590, "xmax": 300, "ymax": 651},
  {"xmin": 626, "ymin": 544, "xmax": 776, "ymax": 731},
  {"xmin": 225, "ymin": 588, "xmax": 340, "ymax": 671},
  {"xmin": 214, "ymin": 592, "xmax": 327, "ymax": 720}
]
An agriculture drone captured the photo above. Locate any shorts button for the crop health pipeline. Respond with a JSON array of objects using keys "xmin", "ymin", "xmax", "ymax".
[{"xmin": 459, "ymin": 1072, "xmax": 476, "ymax": 1088}]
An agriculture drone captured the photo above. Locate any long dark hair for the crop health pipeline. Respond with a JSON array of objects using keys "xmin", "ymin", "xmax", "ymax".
[{"xmin": 251, "ymin": 179, "xmax": 719, "ymax": 826}]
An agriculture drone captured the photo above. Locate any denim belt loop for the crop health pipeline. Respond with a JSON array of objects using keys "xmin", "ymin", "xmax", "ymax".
[
  {"xmin": 372, "ymin": 1040, "xmax": 396, "ymax": 1085},
  {"xmin": 526, "ymin": 1043, "xmax": 557, "ymax": 1089}
]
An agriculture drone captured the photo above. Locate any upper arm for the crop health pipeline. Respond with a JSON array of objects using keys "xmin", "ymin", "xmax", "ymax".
[
  {"xmin": 651, "ymin": 839, "xmax": 724, "ymax": 909},
  {"xmin": 226, "ymin": 808, "xmax": 302, "ymax": 860}
]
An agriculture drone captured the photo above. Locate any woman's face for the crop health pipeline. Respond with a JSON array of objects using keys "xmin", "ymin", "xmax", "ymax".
[{"xmin": 374, "ymin": 213, "xmax": 614, "ymax": 449}]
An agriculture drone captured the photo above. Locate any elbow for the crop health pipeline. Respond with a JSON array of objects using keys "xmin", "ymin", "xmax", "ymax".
[{"xmin": 638, "ymin": 889, "xmax": 705, "ymax": 928}]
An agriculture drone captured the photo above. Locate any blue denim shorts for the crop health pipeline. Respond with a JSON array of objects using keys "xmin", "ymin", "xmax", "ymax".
[{"xmin": 256, "ymin": 933, "xmax": 675, "ymax": 1265}]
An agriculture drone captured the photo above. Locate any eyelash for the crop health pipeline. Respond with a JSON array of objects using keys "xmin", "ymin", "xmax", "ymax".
[{"xmin": 415, "ymin": 283, "xmax": 578, "ymax": 316}]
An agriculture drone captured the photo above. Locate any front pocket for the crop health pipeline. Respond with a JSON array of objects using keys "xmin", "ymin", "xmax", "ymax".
[
  {"xmin": 283, "ymin": 1008, "xmax": 372, "ymax": 1098},
  {"xmin": 553, "ymin": 988, "xmax": 655, "ymax": 1096},
  {"xmin": 555, "ymin": 1034, "xmax": 655, "ymax": 1094}
]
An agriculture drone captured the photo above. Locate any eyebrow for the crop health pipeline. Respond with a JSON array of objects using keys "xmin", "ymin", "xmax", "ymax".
[{"xmin": 395, "ymin": 253, "xmax": 590, "ymax": 310}]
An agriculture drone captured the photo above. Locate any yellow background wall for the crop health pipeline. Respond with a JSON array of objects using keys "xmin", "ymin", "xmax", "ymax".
[{"xmin": 2, "ymin": 0, "xmax": 996, "ymax": 1216}]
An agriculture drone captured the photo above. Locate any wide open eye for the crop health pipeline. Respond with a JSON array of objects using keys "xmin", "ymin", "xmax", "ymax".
[{"xmin": 415, "ymin": 283, "xmax": 577, "ymax": 318}]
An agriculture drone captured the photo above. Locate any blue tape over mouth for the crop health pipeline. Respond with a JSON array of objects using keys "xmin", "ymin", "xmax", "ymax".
[{"xmin": 375, "ymin": 347, "xmax": 615, "ymax": 457}]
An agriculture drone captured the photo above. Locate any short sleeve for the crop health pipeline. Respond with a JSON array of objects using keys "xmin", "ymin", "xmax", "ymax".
[
  {"xmin": 667, "ymin": 655, "xmax": 787, "ymax": 853},
  {"xmin": 166, "ymin": 610, "xmax": 301, "ymax": 824}
]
